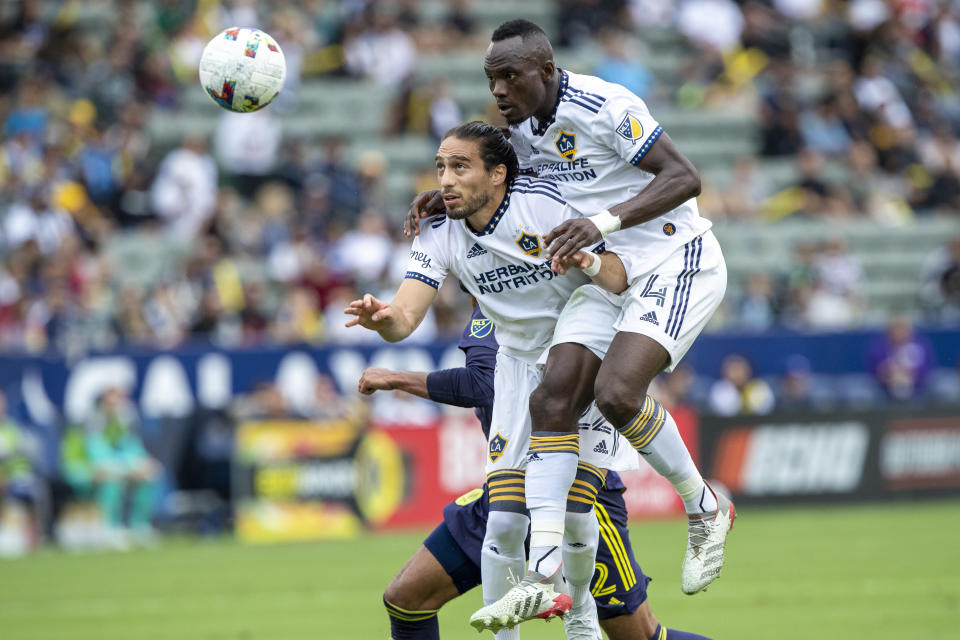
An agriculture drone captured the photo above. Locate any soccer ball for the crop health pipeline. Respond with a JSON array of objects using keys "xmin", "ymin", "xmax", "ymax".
[{"xmin": 198, "ymin": 27, "xmax": 286, "ymax": 113}]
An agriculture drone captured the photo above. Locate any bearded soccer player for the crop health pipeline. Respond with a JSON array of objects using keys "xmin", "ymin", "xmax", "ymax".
[
  {"xmin": 364, "ymin": 308, "xmax": 712, "ymax": 640},
  {"xmin": 346, "ymin": 121, "xmax": 639, "ymax": 638},
  {"xmin": 408, "ymin": 21, "xmax": 735, "ymax": 630}
]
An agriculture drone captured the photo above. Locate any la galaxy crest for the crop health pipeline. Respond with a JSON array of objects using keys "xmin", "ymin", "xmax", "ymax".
[
  {"xmin": 554, "ymin": 130, "xmax": 577, "ymax": 161},
  {"xmin": 516, "ymin": 231, "xmax": 541, "ymax": 257},
  {"xmin": 470, "ymin": 317, "xmax": 493, "ymax": 338},
  {"xmin": 616, "ymin": 114, "xmax": 644, "ymax": 141},
  {"xmin": 489, "ymin": 433, "xmax": 508, "ymax": 462}
]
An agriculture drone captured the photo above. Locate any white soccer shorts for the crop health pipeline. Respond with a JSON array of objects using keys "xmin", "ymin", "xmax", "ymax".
[
  {"xmin": 486, "ymin": 349, "xmax": 639, "ymax": 475},
  {"xmin": 552, "ymin": 230, "xmax": 726, "ymax": 372}
]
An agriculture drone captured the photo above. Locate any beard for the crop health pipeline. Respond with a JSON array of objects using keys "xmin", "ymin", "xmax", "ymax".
[{"xmin": 444, "ymin": 190, "xmax": 491, "ymax": 220}]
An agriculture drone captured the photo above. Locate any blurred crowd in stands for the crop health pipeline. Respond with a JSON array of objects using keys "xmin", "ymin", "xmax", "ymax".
[
  {"xmin": 0, "ymin": 0, "xmax": 958, "ymax": 355},
  {"xmin": 5, "ymin": 0, "xmax": 960, "ymax": 557},
  {"xmin": 0, "ymin": 384, "xmax": 160, "ymax": 555},
  {"xmin": 686, "ymin": 0, "xmax": 960, "ymax": 223},
  {"xmin": 654, "ymin": 316, "xmax": 948, "ymax": 417},
  {"xmin": 0, "ymin": 369, "xmax": 369, "ymax": 555}
]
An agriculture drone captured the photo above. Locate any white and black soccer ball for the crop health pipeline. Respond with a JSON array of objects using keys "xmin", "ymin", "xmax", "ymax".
[{"xmin": 198, "ymin": 27, "xmax": 286, "ymax": 113}]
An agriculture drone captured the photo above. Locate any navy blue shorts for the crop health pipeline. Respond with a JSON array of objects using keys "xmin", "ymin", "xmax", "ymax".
[{"xmin": 423, "ymin": 483, "xmax": 650, "ymax": 619}]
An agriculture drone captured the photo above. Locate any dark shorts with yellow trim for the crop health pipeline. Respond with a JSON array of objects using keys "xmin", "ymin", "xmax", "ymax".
[{"xmin": 423, "ymin": 481, "xmax": 650, "ymax": 619}]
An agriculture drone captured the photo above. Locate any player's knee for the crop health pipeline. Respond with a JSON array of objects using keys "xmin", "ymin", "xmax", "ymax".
[
  {"xmin": 633, "ymin": 602, "xmax": 660, "ymax": 638},
  {"xmin": 484, "ymin": 510, "xmax": 529, "ymax": 555},
  {"xmin": 383, "ymin": 577, "xmax": 426, "ymax": 612},
  {"xmin": 529, "ymin": 383, "xmax": 578, "ymax": 431},
  {"xmin": 595, "ymin": 376, "xmax": 647, "ymax": 427}
]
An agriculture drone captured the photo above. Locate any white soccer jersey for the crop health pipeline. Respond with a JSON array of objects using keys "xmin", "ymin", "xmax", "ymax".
[
  {"xmin": 404, "ymin": 176, "xmax": 599, "ymax": 361},
  {"xmin": 508, "ymin": 69, "xmax": 712, "ymax": 280}
]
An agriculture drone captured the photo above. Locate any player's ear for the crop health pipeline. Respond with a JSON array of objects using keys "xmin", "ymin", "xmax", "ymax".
[
  {"xmin": 540, "ymin": 59, "xmax": 555, "ymax": 82},
  {"xmin": 491, "ymin": 163, "xmax": 507, "ymax": 186}
]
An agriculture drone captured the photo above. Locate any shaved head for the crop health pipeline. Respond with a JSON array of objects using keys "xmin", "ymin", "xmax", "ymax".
[
  {"xmin": 491, "ymin": 19, "xmax": 554, "ymax": 66},
  {"xmin": 485, "ymin": 20, "xmax": 560, "ymax": 124}
]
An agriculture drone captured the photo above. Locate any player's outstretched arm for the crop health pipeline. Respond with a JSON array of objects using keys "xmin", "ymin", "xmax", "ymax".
[
  {"xmin": 551, "ymin": 251, "xmax": 629, "ymax": 294},
  {"xmin": 358, "ymin": 367, "xmax": 430, "ymax": 397},
  {"xmin": 403, "ymin": 189, "xmax": 445, "ymax": 238},
  {"xmin": 545, "ymin": 132, "xmax": 700, "ymax": 261},
  {"xmin": 425, "ymin": 343, "xmax": 496, "ymax": 409},
  {"xmin": 344, "ymin": 280, "xmax": 438, "ymax": 342}
]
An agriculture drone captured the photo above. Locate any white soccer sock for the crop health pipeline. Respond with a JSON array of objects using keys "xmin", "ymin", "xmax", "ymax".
[
  {"xmin": 563, "ymin": 509, "xmax": 600, "ymax": 613},
  {"xmin": 481, "ymin": 511, "xmax": 529, "ymax": 604},
  {"xmin": 494, "ymin": 628, "xmax": 520, "ymax": 640},
  {"xmin": 493, "ymin": 627, "xmax": 520, "ymax": 640},
  {"xmin": 526, "ymin": 449, "xmax": 579, "ymax": 577},
  {"xmin": 641, "ymin": 408, "xmax": 718, "ymax": 514}
]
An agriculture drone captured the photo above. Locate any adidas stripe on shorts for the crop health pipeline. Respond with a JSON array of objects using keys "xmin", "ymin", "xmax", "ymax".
[{"xmin": 552, "ymin": 230, "xmax": 726, "ymax": 372}]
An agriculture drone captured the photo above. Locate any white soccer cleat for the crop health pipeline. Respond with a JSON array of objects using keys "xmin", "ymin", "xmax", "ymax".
[
  {"xmin": 681, "ymin": 485, "xmax": 736, "ymax": 595},
  {"xmin": 469, "ymin": 570, "xmax": 573, "ymax": 633}
]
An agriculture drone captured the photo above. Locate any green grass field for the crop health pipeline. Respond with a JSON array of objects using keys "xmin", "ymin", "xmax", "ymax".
[{"xmin": 1, "ymin": 501, "xmax": 958, "ymax": 640}]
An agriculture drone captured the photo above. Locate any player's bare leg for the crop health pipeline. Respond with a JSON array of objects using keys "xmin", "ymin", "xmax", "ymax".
[
  {"xmin": 601, "ymin": 600, "xmax": 712, "ymax": 640},
  {"xmin": 601, "ymin": 601, "xmax": 661, "ymax": 640},
  {"xmin": 530, "ymin": 343, "xmax": 601, "ymax": 432},
  {"xmin": 384, "ymin": 545, "xmax": 460, "ymax": 639},
  {"xmin": 595, "ymin": 331, "xmax": 734, "ymax": 594}
]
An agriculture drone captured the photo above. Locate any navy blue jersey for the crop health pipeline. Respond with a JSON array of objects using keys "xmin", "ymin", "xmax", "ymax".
[
  {"xmin": 426, "ymin": 306, "xmax": 496, "ymax": 438},
  {"xmin": 458, "ymin": 305, "xmax": 497, "ymax": 352}
]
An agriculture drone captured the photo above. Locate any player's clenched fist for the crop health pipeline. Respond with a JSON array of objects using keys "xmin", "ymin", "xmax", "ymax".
[
  {"xmin": 358, "ymin": 367, "xmax": 394, "ymax": 395},
  {"xmin": 344, "ymin": 293, "xmax": 394, "ymax": 329}
]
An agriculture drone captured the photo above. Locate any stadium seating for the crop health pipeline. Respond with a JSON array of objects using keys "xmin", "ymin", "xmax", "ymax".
[
  {"xmin": 713, "ymin": 218, "xmax": 956, "ymax": 320},
  {"xmin": 137, "ymin": 3, "xmax": 960, "ymax": 328}
]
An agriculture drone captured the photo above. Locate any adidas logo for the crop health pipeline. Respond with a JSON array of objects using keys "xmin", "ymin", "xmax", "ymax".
[
  {"xmin": 528, "ymin": 452, "xmax": 543, "ymax": 462},
  {"xmin": 639, "ymin": 311, "xmax": 659, "ymax": 325},
  {"xmin": 608, "ymin": 596, "xmax": 623, "ymax": 605},
  {"xmin": 466, "ymin": 243, "xmax": 487, "ymax": 258},
  {"xmin": 593, "ymin": 440, "xmax": 608, "ymax": 454}
]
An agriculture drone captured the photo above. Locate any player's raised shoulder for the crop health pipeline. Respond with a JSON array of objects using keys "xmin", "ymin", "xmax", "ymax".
[
  {"xmin": 418, "ymin": 213, "xmax": 449, "ymax": 232},
  {"xmin": 409, "ymin": 212, "xmax": 454, "ymax": 265},
  {"xmin": 511, "ymin": 176, "xmax": 566, "ymax": 203},
  {"xmin": 566, "ymin": 70, "xmax": 647, "ymax": 107},
  {"xmin": 561, "ymin": 70, "xmax": 610, "ymax": 117}
]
